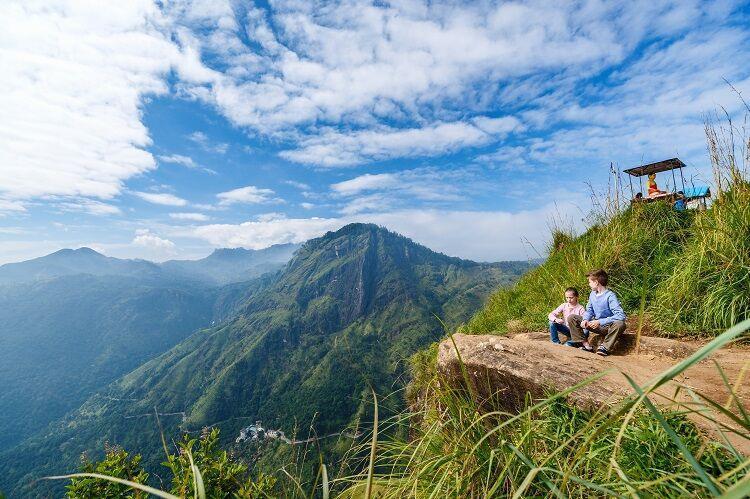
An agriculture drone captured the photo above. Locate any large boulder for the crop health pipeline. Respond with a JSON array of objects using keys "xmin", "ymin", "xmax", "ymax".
[
  {"xmin": 437, "ymin": 334, "xmax": 630, "ymax": 412},
  {"xmin": 436, "ymin": 333, "xmax": 750, "ymax": 454}
]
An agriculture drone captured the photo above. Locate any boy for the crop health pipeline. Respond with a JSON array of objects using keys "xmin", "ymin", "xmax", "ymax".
[
  {"xmin": 567, "ymin": 269, "xmax": 626, "ymax": 356},
  {"xmin": 547, "ymin": 287, "xmax": 586, "ymax": 344}
]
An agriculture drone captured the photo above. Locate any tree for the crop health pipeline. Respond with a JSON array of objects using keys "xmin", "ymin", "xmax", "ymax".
[
  {"xmin": 66, "ymin": 444, "xmax": 149, "ymax": 498},
  {"xmin": 66, "ymin": 430, "xmax": 275, "ymax": 498}
]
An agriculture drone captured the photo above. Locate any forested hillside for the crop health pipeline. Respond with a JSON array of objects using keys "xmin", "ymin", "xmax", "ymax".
[
  {"xmin": 0, "ymin": 223, "xmax": 531, "ymax": 497},
  {"xmin": 0, "ymin": 274, "xmax": 214, "ymax": 450}
]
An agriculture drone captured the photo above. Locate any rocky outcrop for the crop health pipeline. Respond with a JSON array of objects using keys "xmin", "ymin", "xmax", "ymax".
[
  {"xmin": 437, "ymin": 334, "xmax": 631, "ymax": 412},
  {"xmin": 437, "ymin": 333, "xmax": 750, "ymax": 454}
]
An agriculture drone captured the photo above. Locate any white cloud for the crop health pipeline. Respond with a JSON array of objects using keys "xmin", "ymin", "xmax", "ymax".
[
  {"xmin": 56, "ymin": 198, "xmax": 121, "ymax": 216},
  {"xmin": 0, "ymin": 199, "xmax": 27, "ymax": 214},
  {"xmin": 300, "ymin": 202, "xmax": 315, "ymax": 210},
  {"xmin": 132, "ymin": 228, "xmax": 176, "ymax": 251},
  {"xmin": 331, "ymin": 173, "xmax": 400, "ymax": 195},
  {"xmin": 0, "ymin": 1, "xmax": 180, "ymax": 202},
  {"xmin": 193, "ymin": 203, "xmax": 222, "ymax": 211},
  {"xmin": 217, "ymin": 185, "xmax": 279, "ymax": 205},
  {"xmin": 187, "ymin": 131, "xmax": 229, "ymax": 154},
  {"xmin": 191, "ymin": 216, "xmax": 341, "ymax": 249},
  {"xmin": 280, "ymin": 119, "xmax": 519, "ymax": 166},
  {"xmin": 158, "ymin": 153, "xmax": 217, "ymax": 174},
  {"xmin": 177, "ymin": 2, "xmax": 627, "ymax": 136},
  {"xmin": 133, "ymin": 191, "xmax": 188, "ymax": 206},
  {"xmin": 169, "ymin": 212, "xmax": 209, "ymax": 221},
  {"xmin": 284, "ymin": 180, "xmax": 311, "ymax": 190},
  {"xmin": 330, "ymin": 167, "xmax": 469, "ymax": 214},
  {"xmin": 165, "ymin": 1, "xmax": 747, "ymax": 172},
  {"xmin": 158, "ymin": 154, "xmax": 198, "ymax": 168},
  {"xmin": 185, "ymin": 202, "xmax": 581, "ymax": 261}
]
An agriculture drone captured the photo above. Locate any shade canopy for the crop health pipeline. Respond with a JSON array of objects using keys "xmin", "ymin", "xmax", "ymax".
[
  {"xmin": 623, "ymin": 157, "xmax": 686, "ymax": 177},
  {"xmin": 683, "ymin": 186, "xmax": 711, "ymax": 199}
]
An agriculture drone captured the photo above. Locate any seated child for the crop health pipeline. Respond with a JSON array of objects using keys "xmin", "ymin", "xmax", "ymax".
[
  {"xmin": 567, "ymin": 269, "xmax": 626, "ymax": 356},
  {"xmin": 547, "ymin": 287, "xmax": 586, "ymax": 344}
]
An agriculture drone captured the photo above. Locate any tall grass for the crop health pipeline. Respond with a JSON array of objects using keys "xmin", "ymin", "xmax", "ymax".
[
  {"xmin": 652, "ymin": 111, "xmax": 750, "ymax": 333},
  {"xmin": 466, "ymin": 108, "xmax": 750, "ymax": 337},
  {"xmin": 465, "ymin": 200, "xmax": 693, "ymax": 335},
  {"xmin": 341, "ymin": 319, "xmax": 750, "ymax": 498},
  {"xmin": 50, "ymin": 319, "xmax": 750, "ymax": 497}
]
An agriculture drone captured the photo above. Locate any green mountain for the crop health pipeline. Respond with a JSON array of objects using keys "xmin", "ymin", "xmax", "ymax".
[
  {"xmin": 0, "ymin": 274, "xmax": 215, "ymax": 450},
  {"xmin": 161, "ymin": 244, "xmax": 299, "ymax": 286},
  {"xmin": 0, "ymin": 244, "xmax": 299, "ymax": 286},
  {"xmin": 0, "ymin": 245, "xmax": 297, "ymax": 451},
  {"xmin": 0, "ymin": 223, "xmax": 531, "ymax": 497},
  {"xmin": 0, "ymin": 247, "xmax": 161, "ymax": 285}
]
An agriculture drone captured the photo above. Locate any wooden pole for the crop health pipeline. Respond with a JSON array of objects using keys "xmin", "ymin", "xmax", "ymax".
[
  {"xmin": 679, "ymin": 167, "xmax": 686, "ymax": 192},
  {"xmin": 628, "ymin": 174, "xmax": 634, "ymax": 199}
]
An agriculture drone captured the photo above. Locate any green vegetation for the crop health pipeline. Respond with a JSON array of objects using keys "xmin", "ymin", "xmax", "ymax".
[
  {"xmin": 62, "ymin": 429, "xmax": 276, "ymax": 498},
  {"xmin": 350, "ymin": 319, "xmax": 750, "ymax": 497},
  {"xmin": 57, "ymin": 320, "xmax": 749, "ymax": 498},
  {"xmin": 0, "ymin": 274, "xmax": 215, "ymax": 450},
  {"xmin": 0, "ymin": 245, "xmax": 292, "ymax": 451},
  {"xmin": 0, "ymin": 223, "xmax": 530, "ymax": 497},
  {"xmin": 66, "ymin": 445, "xmax": 150, "ymax": 498},
  {"xmin": 466, "ymin": 131, "xmax": 750, "ymax": 336},
  {"xmin": 6, "ymin": 112, "xmax": 748, "ymax": 497},
  {"xmin": 348, "ymin": 112, "xmax": 750, "ymax": 497}
]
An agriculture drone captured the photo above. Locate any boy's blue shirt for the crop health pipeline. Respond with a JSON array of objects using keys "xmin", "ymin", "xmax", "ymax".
[{"xmin": 583, "ymin": 289, "xmax": 626, "ymax": 326}]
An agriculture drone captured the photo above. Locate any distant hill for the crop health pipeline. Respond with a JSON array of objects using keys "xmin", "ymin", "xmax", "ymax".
[
  {"xmin": 0, "ymin": 244, "xmax": 297, "ymax": 452},
  {"xmin": 0, "ymin": 223, "xmax": 533, "ymax": 497},
  {"xmin": 0, "ymin": 247, "xmax": 161, "ymax": 285},
  {"xmin": 0, "ymin": 244, "xmax": 300, "ymax": 286},
  {"xmin": 161, "ymin": 244, "xmax": 298, "ymax": 285},
  {"xmin": 0, "ymin": 274, "xmax": 213, "ymax": 450}
]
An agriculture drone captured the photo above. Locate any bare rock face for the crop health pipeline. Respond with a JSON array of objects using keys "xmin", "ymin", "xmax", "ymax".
[{"xmin": 437, "ymin": 334, "xmax": 630, "ymax": 413}]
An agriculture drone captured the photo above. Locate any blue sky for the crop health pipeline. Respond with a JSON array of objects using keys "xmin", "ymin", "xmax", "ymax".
[{"xmin": 1, "ymin": 0, "xmax": 749, "ymax": 263}]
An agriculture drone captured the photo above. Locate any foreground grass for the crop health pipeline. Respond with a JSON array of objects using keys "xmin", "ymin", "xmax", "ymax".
[
  {"xmin": 48, "ymin": 319, "xmax": 750, "ymax": 497},
  {"xmin": 338, "ymin": 319, "xmax": 750, "ymax": 498}
]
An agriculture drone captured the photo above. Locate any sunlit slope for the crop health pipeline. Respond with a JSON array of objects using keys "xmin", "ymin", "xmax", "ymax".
[{"xmin": 467, "ymin": 183, "xmax": 750, "ymax": 336}]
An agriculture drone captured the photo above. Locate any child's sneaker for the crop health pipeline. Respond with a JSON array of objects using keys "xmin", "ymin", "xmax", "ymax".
[
  {"xmin": 564, "ymin": 341, "xmax": 582, "ymax": 348},
  {"xmin": 596, "ymin": 346, "xmax": 609, "ymax": 357},
  {"xmin": 580, "ymin": 342, "xmax": 593, "ymax": 352}
]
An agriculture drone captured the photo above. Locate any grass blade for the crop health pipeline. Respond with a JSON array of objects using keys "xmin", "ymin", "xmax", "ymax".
[
  {"xmin": 185, "ymin": 447, "xmax": 205, "ymax": 499},
  {"xmin": 44, "ymin": 473, "xmax": 180, "ymax": 499},
  {"xmin": 365, "ymin": 387, "xmax": 379, "ymax": 499},
  {"xmin": 322, "ymin": 463, "xmax": 329, "ymax": 499},
  {"xmin": 622, "ymin": 373, "xmax": 720, "ymax": 495}
]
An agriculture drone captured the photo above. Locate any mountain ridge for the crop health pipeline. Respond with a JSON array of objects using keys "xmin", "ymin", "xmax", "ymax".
[
  {"xmin": 0, "ymin": 223, "xmax": 534, "ymax": 497},
  {"xmin": 0, "ymin": 243, "xmax": 300, "ymax": 286}
]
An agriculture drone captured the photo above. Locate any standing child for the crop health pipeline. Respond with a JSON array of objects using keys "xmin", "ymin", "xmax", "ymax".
[
  {"xmin": 547, "ymin": 287, "xmax": 586, "ymax": 344},
  {"xmin": 567, "ymin": 269, "xmax": 626, "ymax": 356}
]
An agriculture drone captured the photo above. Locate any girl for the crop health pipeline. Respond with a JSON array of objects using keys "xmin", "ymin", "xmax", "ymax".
[{"xmin": 547, "ymin": 287, "xmax": 586, "ymax": 344}]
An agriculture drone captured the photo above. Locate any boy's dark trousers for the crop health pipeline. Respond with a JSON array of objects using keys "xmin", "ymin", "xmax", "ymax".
[{"xmin": 567, "ymin": 314, "xmax": 626, "ymax": 351}]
